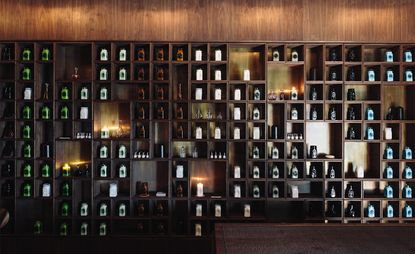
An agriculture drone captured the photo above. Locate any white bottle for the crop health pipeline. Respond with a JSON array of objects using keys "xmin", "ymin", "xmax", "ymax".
[
  {"xmin": 196, "ymin": 68, "xmax": 203, "ymax": 81},
  {"xmin": 215, "ymin": 49, "xmax": 222, "ymax": 61},
  {"xmin": 214, "ymin": 88, "xmax": 222, "ymax": 100},
  {"xmin": 118, "ymin": 164, "xmax": 127, "ymax": 178},
  {"xmin": 233, "ymin": 127, "xmax": 240, "ymax": 140},
  {"xmin": 215, "ymin": 204, "xmax": 221, "ymax": 217},
  {"xmin": 99, "ymin": 68, "xmax": 108, "ymax": 81},
  {"xmin": 100, "ymin": 48, "xmax": 108, "ymax": 61},
  {"xmin": 234, "ymin": 184, "xmax": 241, "ymax": 198},
  {"xmin": 80, "ymin": 107, "xmax": 88, "ymax": 120},
  {"xmin": 234, "ymin": 165, "xmax": 241, "ymax": 179},
  {"xmin": 196, "ymin": 204, "xmax": 203, "ymax": 217},
  {"xmin": 214, "ymin": 127, "xmax": 221, "ymax": 139},
  {"xmin": 195, "ymin": 126, "xmax": 203, "ymax": 139},
  {"xmin": 109, "ymin": 183, "xmax": 118, "ymax": 197},
  {"xmin": 42, "ymin": 183, "xmax": 51, "ymax": 197},
  {"xmin": 244, "ymin": 204, "xmax": 251, "ymax": 217},
  {"xmin": 252, "ymin": 107, "xmax": 260, "ymax": 120},
  {"xmin": 195, "ymin": 49, "xmax": 202, "ymax": 61},
  {"xmin": 243, "ymin": 69, "xmax": 250, "ymax": 81},
  {"xmin": 234, "ymin": 88, "xmax": 241, "ymax": 100},
  {"xmin": 119, "ymin": 48, "xmax": 127, "ymax": 61},
  {"xmin": 176, "ymin": 165, "xmax": 184, "ymax": 178},
  {"xmin": 234, "ymin": 107, "xmax": 241, "ymax": 120},
  {"xmin": 253, "ymin": 127, "xmax": 260, "ymax": 140},
  {"xmin": 253, "ymin": 166, "xmax": 260, "ymax": 179},
  {"xmin": 215, "ymin": 70, "xmax": 222, "ymax": 81}
]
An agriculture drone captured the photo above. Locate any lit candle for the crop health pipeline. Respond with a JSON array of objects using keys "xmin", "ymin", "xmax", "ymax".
[{"xmin": 197, "ymin": 183, "xmax": 204, "ymax": 197}]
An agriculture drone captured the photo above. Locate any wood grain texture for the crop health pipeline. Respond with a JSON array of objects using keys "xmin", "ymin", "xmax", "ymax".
[{"xmin": 0, "ymin": 0, "xmax": 414, "ymax": 42}]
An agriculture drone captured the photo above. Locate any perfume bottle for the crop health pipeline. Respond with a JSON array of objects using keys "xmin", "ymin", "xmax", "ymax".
[
  {"xmin": 385, "ymin": 49, "xmax": 394, "ymax": 62},
  {"xmin": 23, "ymin": 143, "xmax": 32, "ymax": 158},
  {"xmin": 157, "ymin": 67, "xmax": 164, "ymax": 81},
  {"xmin": 272, "ymin": 50, "xmax": 280, "ymax": 61},
  {"xmin": 80, "ymin": 223, "xmax": 88, "ymax": 236},
  {"xmin": 310, "ymin": 165, "xmax": 317, "ymax": 178},
  {"xmin": 138, "ymin": 125, "xmax": 146, "ymax": 138},
  {"xmin": 271, "ymin": 146, "xmax": 279, "ymax": 159},
  {"xmin": 100, "ymin": 48, "xmax": 108, "ymax": 61},
  {"xmin": 137, "ymin": 67, "xmax": 145, "ymax": 80},
  {"xmin": 22, "ymin": 48, "xmax": 32, "ymax": 61},
  {"xmin": 157, "ymin": 106, "xmax": 165, "ymax": 119},
  {"xmin": 41, "ymin": 163, "xmax": 51, "ymax": 178},
  {"xmin": 385, "ymin": 165, "xmax": 394, "ymax": 179},
  {"xmin": 347, "ymin": 89, "xmax": 356, "ymax": 101},
  {"xmin": 404, "ymin": 204, "xmax": 413, "ymax": 218},
  {"xmin": 386, "ymin": 204, "xmax": 394, "ymax": 218},
  {"xmin": 157, "ymin": 48, "xmax": 164, "ymax": 61},
  {"xmin": 176, "ymin": 106, "xmax": 184, "ymax": 119},
  {"xmin": 99, "ymin": 223, "xmax": 107, "ymax": 236},
  {"xmin": 347, "ymin": 127, "xmax": 356, "ymax": 140},
  {"xmin": 252, "ymin": 146, "xmax": 260, "ymax": 159},
  {"xmin": 310, "ymin": 107, "xmax": 318, "ymax": 120},
  {"xmin": 330, "ymin": 186, "xmax": 336, "ymax": 198},
  {"xmin": 138, "ymin": 87, "xmax": 145, "ymax": 100},
  {"xmin": 80, "ymin": 86, "xmax": 88, "ymax": 100},
  {"xmin": 2, "ymin": 46, "xmax": 11, "ymax": 60},
  {"xmin": 252, "ymin": 107, "xmax": 260, "ymax": 120},
  {"xmin": 347, "ymin": 107, "xmax": 356, "ymax": 120},
  {"xmin": 22, "ymin": 163, "xmax": 32, "ymax": 177},
  {"xmin": 384, "ymin": 185, "xmax": 393, "ymax": 198},
  {"xmin": 347, "ymin": 48, "xmax": 357, "ymax": 61},
  {"xmin": 329, "ymin": 107, "xmax": 336, "ymax": 120},
  {"xmin": 137, "ymin": 48, "xmax": 145, "ymax": 61},
  {"xmin": 22, "ymin": 67, "xmax": 32, "ymax": 80},
  {"xmin": 329, "ymin": 48, "xmax": 337, "ymax": 61},
  {"xmin": 366, "ymin": 127, "xmax": 375, "ymax": 140},
  {"xmin": 60, "ymin": 106, "xmax": 69, "ymax": 119},
  {"xmin": 291, "ymin": 107, "xmax": 298, "ymax": 120},
  {"xmin": 329, "ymin": 166, "xmax": 336, "ymax": 178},
  {"xmin": 310, "ymin": 87, "xmax": 318, "ymax": 100},
  {"xmin": 272, "ymin": 165, "xmax": 279, "ymax": 178},
  {"xmin": 291, "ymin": 164, "xmax": 299, "ymax": 179},
  {"xmin": 404, "ymin": 166, "xmax": 413, "ymax": 179},
  {"xmin": 176, "ymin": 125, "xmax": 184, "ymax": 139},
  {"xmin": 366, "ymin": 107, "xmax": 375, "ymax": 120},
  {"xmin": 329, "ymin": 87, "xmax": 337, "ymax": 100},
  {"xmin": 22, "ymin": 182, "xmax": 32, "ymax": 197},
  {"xmin": 347, "ymin": 185, "xmax": 354, "ymax": 198},
  {"xmin": 252, "ymin": 185, "xmax": 260, "ymax": 198},
  {"xmin": 348, "ymin": 204, "xmax": 356, "ymax": 217},
  {"xmin": 404, "ymin": 184, "xmax": 412, "ymax": 198},
  {"xmin": 403, "ymin": 147, "xmax": 413, "ymax": 160},
  {"xmin": 41, "ymin": 48, "xmax": 50, "ymax": 61},
  {"xmin": 347, "ymin": 67, "xmax": 356, "ymax": 81},
  {"xmin": 367, "ymin": 69, "xmax": 375, "ymax": 81},
  {"xmin": 253, "ymin": 87, "xmax": 261, "ymax": 100},
  {"xmin": 384, "ymin": 146, "xmax": 394, "ymax": 160},
  {"xmin": 99, "ymin": 145, "xmax": 108, "ymax": 158},
  {"xmin": 99, "ymin": 67, "xmax": 108, "ymax": 81},
  {"xmin": 367, "ymin": 204, "xmax": 375, "ymax": 218},
  {"xmin": 41, "ymin": 105, "xmax": 51, "ymax": 120},
  {"xmin": 119, "ymin": 48, "xmax": 127, "ymax": 61},
  {"xmin": 34, "ymin": 221, "xmax": 42, "ymax": 234},
  {"xmin": 118, "ymin": 67, "xmax": 127, "ymax": 80},
  {"xmin": 291, "ymin": 49, "xmax": 299, "ymax": 61},
  {"xmin": 61, "ymin": 182, "xmax": 71, "ymax": 197},
  {"xmin": 329, "ymin": 69, "xmax": 338, "ymax": 81},
  {"xmin": 405, "ymin": 69, "xmax": 413, "ymax": 82},
  {"xmin": 386, "ymin": 68, "xmax": 394, "ymax": 82},
  {"xmin": 310, "ymin": 145, "xmax": 317, "ymax": 159},
  {"xmin": 404, "ymin": 50, "xmax": 413, "ymax": 62},
  {"xmin": 272, "ymin": 184, "xmax": 279, "ymax": 198},
  {"xmin": 291, "ymin": 145, "xmax": 299, "ymax": 159},
  {"xmin": 252, "ymin": 166, "xmax": 260, "ymax": 178},
  {"xmin": 176, "ymin": 48, "xmax": 184, "ymax": 61}
]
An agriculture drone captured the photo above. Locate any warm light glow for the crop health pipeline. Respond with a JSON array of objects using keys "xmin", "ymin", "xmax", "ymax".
[
  {"xmin": 192, "ymin": 177, "xmax": 207, "ymax": 182},
  {"xmin": 62, "ymin": 163, "xmax": 71, "ymax": 171},
  {"xmin": 69, "ymin": 161, "xmax": 89, "ymax": 166}
]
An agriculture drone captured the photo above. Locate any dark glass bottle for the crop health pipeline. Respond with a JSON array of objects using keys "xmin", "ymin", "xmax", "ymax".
[
  {"xmin": 329, "ymin": 87, "xmax": 337, "ymax": 100},
  {"xmin": 177, "ymin": 125, "xmax": 184, "ymax": 139},
  {"xmin": 138, "ymin": 106, "xmax": 145, "ymax": 120},
  {"xmin": 348, "ymin": 67, "xmax": 356, "ymax": 81},
  {"xmin": 347, "ymin": 89, "xmax": 356, "ymax": 101},
  {"xmin": 3, "ymin": 85, "xmax": 13, "ymax": 99},
  {"xmin": 347, "ymin": 127, "xmax": 356, "ymax": 140},
  {"xmin": 176, "ymin": 106, "xmax": 183, "ymax": 119},
  {"xmin": 347, "ymin": 107, "xmax": 356, "ymax": 120},
  {"xmin": 2, "ymin": 47, "xmax": 11, "ymax": 60},
  {"xmin": 347, "ymin": 48, "xmax": 357, "ymax": 62},
  {"xmin": 138, "ymin": 87, "xmax": 145, "ymax": 100},
  {"xmin": 157, "ymin": 87, "xmax": 164, "ymax": 100},
  {"xmin": 157, "ymin": 106, "xmax": 165, "ymax": 119},
  {"xmin": 329, "ymin": 48, "xmax": 337, "ymax": 61},
  {"xmin": 137, "ymin": 48, "xmax": 145, "ymax": 61},
  {"xmin": 1, "ymin": 161, "xmax": 14, "ymax": 177},
  {"xmin": 137, "ymin": 67, "xmax": 145, "ymax": 80},
  {"xmin": 329, "ymin": 69, "xmax": 338, "ymax": 81}
]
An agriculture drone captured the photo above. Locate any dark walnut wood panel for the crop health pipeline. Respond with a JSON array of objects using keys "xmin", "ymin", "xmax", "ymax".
[{"xmin": 0, "ymin": 0, "xmax": 414, "ymax": 42}]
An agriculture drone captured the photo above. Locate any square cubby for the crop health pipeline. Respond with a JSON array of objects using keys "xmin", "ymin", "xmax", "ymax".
[
  {"xmin": 134, "ymin": 44, "xmax": 150, "ymax": 61},
  {"xmin": 248, "ymin": 161, "xmax": 266, "ymax": 179},
  {"xmin": 268, "ymin": 162, "xmax": 284, "ymax": 179},
  {"xmin": 172, "ymin": 44, "xmax": 189, "ymax": 62},
  {"xmin": 306, "ymin": 161, "xmax": 324, "ymax": 179},
  {"xmin": 345, "ymin": 65, "xmax": 362, "ymax": 81}
]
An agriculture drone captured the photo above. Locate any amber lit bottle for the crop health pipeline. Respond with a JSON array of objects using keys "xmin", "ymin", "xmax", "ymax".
[
  {"xmin": 177, "ymin": 125, "xmax": 184, "ymax": 139},
  {"xmin": 138, "ymin": 106, "xmax": 145, "ymax": 119},
  {"xmin": 157, "ymin": 48, "xmax": 164, "ymax": 61},
  {"xmin": 157, "ymin": 68, "xmax": 164, "ymax": 81},
  {"xmin": 176, "ymin": 48, "xmax": 184, "ymax": 61},
  {"xmin": 138, "ymin": 48, "xmax": 145, "ymax": 61},
  {"xmin": 138, "ymin": 87, "xmax": 145, "ymax": 100},
  {"xmin": 157, "ymin": 87, "xmax": 164, "ymax": 100},
  {"xmin": 176, "ymin": 106, "xmax": 183, "ymax": 119},
  {"xmin": 157, "ymin": 106, "xmax": 165, "ymax": 119},
  {"xmin": 137, "ymin": 67, "xmax": 145, "ymax": 80}
]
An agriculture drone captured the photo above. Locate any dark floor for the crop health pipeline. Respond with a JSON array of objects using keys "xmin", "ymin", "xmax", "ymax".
[
  {"xmin": 0, "ymin": 235, "xmax": 213, "ymax": 254},
  {"xmin": 215, "ymin": 224, "xmax": 415, "ymax": 254}
]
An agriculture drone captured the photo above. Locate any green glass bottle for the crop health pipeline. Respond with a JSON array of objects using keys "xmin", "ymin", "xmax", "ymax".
[
  {"xmin": 61, "ymin": 202, "xmax": 70, "ymax": 216},
  {"xmin": 23, "ymin": 182, "xmax": 32, "ymax": 197},
  {"xmin": 22, "ymin": 67, "xmax": 31, "ymax": 80},
  {"xmin": 22, "ymin": 48, "xmax": 31, "ymax": 61},
  {"xmin": 41, "ymin": 48, "xmax": 50, "ymax": 61},
  {"xmin": 60, "ymin": 223, "xmax": 68, "ymax": 236},
  {"xmin": 60, "ymin": 106, "xmax": 69, "ymax": 120},
  {"xmin": 60, "ymin": 86, "xmax": 69, "ymax": 100},
  {"xmin": 22, "ymin": 105, "xmax": 32, "ymax": 119},
  {"xmin": 41, "ymin": 105, "xmax": 51, "ymax": 120},
  {"xmin": 61, "ymin": 182, "xmax": 70, "ymax": 197},
  {"xmin": 23, "ymin": 143, "xmax": 32, "ymax": 158},
  {"xmin": 34, "ymin": 220, "xmax": 42, "ymax": 234},
  {"xmin": 23, "ymin": 163, "xmax": 32, "ymax": 177},
  {"xmin": 41, "ymin": 163, "xmax": 51, "ymax": 178},
  {"xmin": 22, "ymin": 125, "xmax": 31, "ymax": 139}
]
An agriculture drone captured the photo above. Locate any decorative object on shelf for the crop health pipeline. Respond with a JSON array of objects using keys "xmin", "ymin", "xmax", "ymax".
[
  {"xmin": 234, "ymin": 184, "xmax": 241, "ymax": 198},
  {"xmin": 195, "ymin": 49, "xmax": 202, "ymax": 61},
  {"xmin": 118, "ymin": 164, "xmax": 127, "ymax": 178},
  {"xmin": 41, "ymin": 48, "xmax": 50, "ymax": 61},
  {"xmin": 196, "ymin": 68, "xmax": 203, "ymax": 80},
  {"xmin": 99, "ymin": 223, "xmax": 107, "ymax": 236},
  {"xmin": 252, "ymin": 185, "xmax": 260, "ymax": 198},
  {"xmin": 80, "ymin": 203, "xmax": 88, "ymax": 216},
  {"xmin": 329, "ymin": 166, "xmax": 336, "ymax": 178},
  {"xmin": 196, "ymin": 182, "xmax": 204, "ymax": 197},
  {"xmin": 347, "ymin": 204, "xmax": 356, "ymax": 218},
  {"xmin": 62, "ymin": 163, "xmax": 71, "ymax": 177},
  {"xmin": 384, "ymin": 127, "xmax": 393, "ymax": 140},
  {"xmin": 99, "ymin": 67, "xmax": 108, "ymax": 81},
  {"xmin": 405, "ymin": 69, "xmax": 413, "ymax": 82},
  {"xmin": 23, "ymin": 143, "xmax": 32, "ymax": 158},
  {"xmin": 72, "ymin": 67, "xmax": 80, "ymax": 80},
  {"xmin": 384, "ymin": 146, "xmax": 394, "ymax": 160},
  {"xmin": 2, "ymin": 46, "xmax": 11, "ymax": 60},
  {"xmin": 234, "ymin": 165, "xmax": 241, "ymax": 179},
  {"xmin": 100, "ymin": 48, "xmax": 108, "ymax": 61},
  {"xmin": 252, "ymin": 107, "xmax": 260, "ymax": 120},
  {"xmin": 347, "ymin": 67, "xmax": 356, "ymax": 81},
  {"xmin": 195, "ymin": 126, "xmax": 203, "ymax": 139},
  {"xmin": 41, "ymin": 163, "xmax": 50, "ymax": 178},
  {"xmin": 34, "ymin": 221, "xmax": 42, "ymax": 234},
  {"xmin": 291, "ymin": 164, "xmax": 299, "ymax": 179},
  {"xmin": 41, "ymin": 105, "xmax": 51, "ymax": 120},
  {"xmin": 22, "ymin": 66, "xmax": 31, "ymax": 80},
  {"xmin": 252, "ymin": 146, "xmax": 260, "ymax": 159},
  {"xmin": 310, "ymin": 107, "xmax": 318, "ymax": 120},
  {"xmin": 329, "ymin": 87, "xmax": 337, "ymax": 100},
  {"xmin": 253, "ymin": 165, "xmax": 260, "ymax": 178},
  {"xmin": 215, "ymin": 204, "xmax": 222, "ymax": 217},
  {"xmin": 356, "ymin": 165, "xmax": 364, "ymax": 178},
  {"xmin": 41, "ymin": 183, "xmax": 51, "ymax": 197},
  {"xmin": 271, "ymin": 165, "xmax": 279, "ymax": 178},
  {"xmin": 254, "ymin": 87, "xmax": 261, "ymax": 100},
  {"xmin": 366, "ymin": 107, "xmax": 375, "ymax": 120},
  {"xmin": 347, "ymin": 48, "xmax": 357, "ymax": 62},
  {"xmin": 310, "ymin": 145, "xmax": 317, "ymax": 159},
  {"xmin": 60, "ymin": 202, "xmax": 69, "ymax": 216},
  {"xmin": 347, "ymin": 107, "xmax": 356, "ymax": 120},
  {"xmin": 22, "ymin": 182, "xmax": 32, "ymax": 197},
  {"xmin": 403, "ymin": 146, "xmax": 413, "ymax": 160},
  {"xmin": 385, "ymin": 49, "xmax": 394, "ymax": 62},
  {"xmin": 176, "ymin": 164, "xmax": 184, "ymax": 178},
  {"xmin": 79, "ymin": 106, "xmax": 88, "ymax": 120},
  {"xmin": 404, "ymin": 166, "xmax": 413, "ymax": 179},
  {"xmin": 196, "ymin": 204, "xmax": 202, "ymax": 217},
  {"xmin": 272, "ymin": 49, "xmax": 280, "ymax": 61},
  {"xmin": 367, "ymin": 203, "xmax": 375, "ymax": 218},
  {"xmin": 118, "ymin": 67, "xmax": 127, "ymax": 81},
  {"xmin": 330, "ymin": 186, "xmax": 336, "ymax": 198},
  {"xmin": 291, "ymin": 145, "xmax": 299, "ymax": 159},
  {"xmin": 157, "ymin": 67, "xmax": 164, "ymax": 80},
  {"xmin": 252, "ymin": 126, "xmax": 261, "ymax": 140},
  {"xmin": 384, "ymin": 185, "xmax": 393, "ymax": 198},
  {"xmin": 22, "ymin": 163, "xmax": 32, "ymax": 177},
  {"xmin": 80, "ymin": 86, "xmax": 88, "ymax": 100},
  {"xmin": 59, "ymin": 223, "xmax": 68, "ymax": 236},
  {"xmin": 310, "ymin": 87, "xmax": 317, "ymax": 100},
  {"xmin": 329, "ymin": 107, "xmax": 337, "ymax": 120},
  {"xmin": 329, "ymin": 48, "xmax": 337, "ymax": 61},
  {"xmin": 290, "ymin": 185, "xmax": 299, "ymax": 198},
  {"xmin": 329, "ymin": 68, "xmax": 338, "ymax": 81},
  {"xmin": 272, "ymin": 184, "xmax": 279, "ymax": 198},
  {"xmin": 367, "ymin": 69, "xmax": 375, "ymax": 82},
  {"xmin": 80, "ymin": 223, "xmax": 88, "ymax": 236},
  {"xmin": 291, "ymin": 107, "xmax": 298, "ymax": 120},
  {"xmin": 176, "ymin": 105, "xmax": 183, "ymax": 119},
  {"xmin": 192, "ymin": 147, "xmax": 199, "ymax": 158},
  {"xmin": 366, "ymin": 127, "xmax": 374, "ymax": 140},
  {"xmin": 99, "ymin": 203, "xmax": 108, "ymax": 217},
  {"xmin": 99, "ymin": 164, "xmax": 108, "ymax": 178},
  {"xmin": 386, "ymin": 68, "xmax": 394, "ymax": 82},
  {"xmin": 243, "ymin": 69, "xmax": 250, "ymax": 81},
  {"xmin": 22, "ymin": 48, "xmax": 31, "ymax": 61},
  {"xmin": 404, "ymin": 50, "xmax": 413, "ymax": 62},
  {"xmin": 233, "ymin": 107, "xmax": 241, "ymax": 120},
  {"xmin": 213, "ymin": 88, "xmax": 222, "ymax": 100},
  {"xmin": 310, "ymin": 165, "xmax": 317, "ymax": 178},
  {"xmin": 386, "ymin": 204, "xmax": 394, "ymax": 218},
  {"xmin": 119, "ymin": 48, "xmax": 127, "ymax": 61},
  {"xmin": 109, "ymin": 182, "xmax": 118, "ymax": 197},
  {"xmin": 404, "ymin": 184, "xmax": 412, "ymax": 198},
  {"xmin": 347, "ymin": 185, "xmax": 354, "ymax": 198},
  {"xmin": 244, "ymin": 204, "xmax": 251, "ymax": 217},
  {"xmin": 290, "ymin": 87, "xmax": 298, "ymax": 100},
  {"xmin": 214, "ymin": 69, "xmax": 222, "ymax": 80},
  {"xmin": 233, "ymin": 127, "xmax": 240, "ymax": 139},
  {"xmin": 271, "ymin": 146, "xmax": 279, "ymax": 159},
  {"xmin": 179, "ymin": 146, "xmax": 186, "ymax": 159},
  {"xmin": 137, "ymin": 67, "xmax": 145, "ymax": 80},
  {"xmin": 234, "ymin": 88, "xmax": 241, "ymax": 100},
  {"xmin": 157, "ymin": 106, "xmax": 165, "ymax": 119},
  {"xmin": 195, "ymin": 87, "xmax": 203, "ymax": 100},
  {"xmin": 23, "ymin": 86, "xmax": 32, "ymax": 100},
  {"xmin": 176, "ymin": 48, "xmax": 184, "ymax": 61},
  {"xmin": 61, "ymin": 182, "xmax": 70, "ymax": 197},
  {"xmin": 347, "ymin": 88, "xmax": 356, "ymax": 101},
  {"xmin": 291, "ymin": 49, "xmax": 298, "ymax": 62},
  {"xmin": 214, "ymin": 126, "xmax": 221, "ymax": 139},
  {"xmin": 404, "ymin": 204, "xmax": 413, "ymax": 218},
  {"xmin": 118, "ymin": 203, "xmax": 126, "ymax": 217},
  {"xmin": 99, "ymin": 86, "xmax": 108, "ymax": 100},
  {"xmin": 215, "ymin": 49, "xmax": 222, "ymax": 61},
  {"xmin": 385, "ymin": 165, "xmax": 394, "ymax": 179}
]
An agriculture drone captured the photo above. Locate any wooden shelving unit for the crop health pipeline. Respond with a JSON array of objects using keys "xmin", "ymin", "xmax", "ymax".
[{"xmin": 0, "ymin": 42, "xmax": 414, "ymax": 237}]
